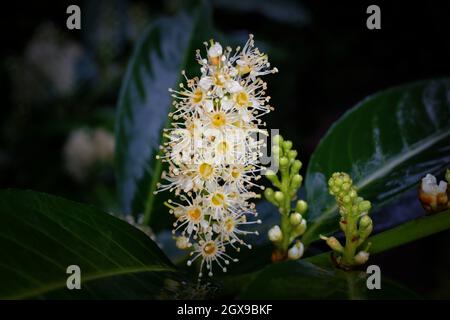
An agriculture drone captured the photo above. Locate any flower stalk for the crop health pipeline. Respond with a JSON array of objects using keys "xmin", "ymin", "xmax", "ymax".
[
  {"xmin": 321, "ymin": 172, "xmax": 373, "ymax": 269},
  {"xmin": 264, "ymin": 134, "xmax": 308, "ymax": 261}
]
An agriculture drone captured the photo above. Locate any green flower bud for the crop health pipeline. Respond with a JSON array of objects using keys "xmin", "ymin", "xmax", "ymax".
[
  {"xmin": 265, "ymin": 170, "xmax": 278, "ymax": 183},
  {"xmin": 446, "ymin": 169, "xmax": 450, "ymax": 184},
  {"xmin": 358, "ymin": 215, "xmax": 373, "ymax": 241},
  {"xmin": 288, "ymin": 150, "xmax": 298, "ymax": 160},
  {"xmin": 349, "ymin": 190, "xmax": 357, "ymax": 199},
  {"xmin": 282, "ymin": 140, "xmax": 293, "ymax": 151},
  {"xmin": 272, "ymin": 134, "xmax": 283, "ymax": 145},
  {"xmin": 358, "ymin": 200, "xmax": 371, "ymax": 213},
  {"xmin": 292, "ymin": 160, "xmax": 302, "ymax": 172},
  {"xmin": 274, "ymin": 191, "xmax": 284, "ymax": 202},
  {"xmin": 290, "ymin": 212, "xmax": 302, "ymax": 226},
  {"xmin": 342, "ymin": 174, "xmax": 351, "ymax": 184},
  {"xmin": 280, "ymin": 157, "xmax": 289, "ymax": 168},
  {"xmin": 272, "ymin": 145, "xmax": 281, "ymax": 156},
  {"xmin": 264, "ymin": 187, "xmax": 275, "ymax": 202},
  {"xmin": 342, "ymin": 182, "xmax": 351, "ymax": 191},
  {"xmin": 295, "ymin": 200, "xmax": 308, "ymax": 214},
  {"xmin": 331, "ymin": 186, "xmax": 340, "ymax": 195},
  {"xmin": 343, "ymin": 195, "xmax": 351, "ymax": 204},
  {"xmin": 320, "ymin": 235, "xmax": 343, "ymax": 253},
  {"xmin": 334, "ymin": 177, "xmax": 343, "ymax": 186},
  {"xmin": 359, "ymin": 215, "xmax": 372, "ymax": 229},
  {"xmin": 294, "ymin": 219, "xmax": 307, "ymax": 236},
  {"xmin": 291, "ymin": 174, "xmax": 302, "ymax": 187},
  {"xmin": 359, "ymin": 224, "xmax": 373, "ymax": 242}
]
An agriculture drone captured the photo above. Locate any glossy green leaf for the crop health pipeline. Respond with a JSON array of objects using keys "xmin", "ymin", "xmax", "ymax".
[
  {"xmin": 222, "ymin": 211, "xmax": 450, "ymax": 299},
  {"xmin": 238, "ymin": 259, "xmax": 419, "ymax": 299},
  {"xmin": 307, "ymin": 209, "xmax": 450, "ymax": 267},
  {"xmin": 303, "ymin": 79, "xmax": 450, "ymax": 244},
  {"xmin": 370, "ymin": 209, "xmax": 450, "ymax": 254},
  {"xmin": 0, "ymin": 190, "xmax": 182, "ymax": 299},
  {"xmin": 115, "ymin": 2, "xmax": 215, "ymax": 230}
]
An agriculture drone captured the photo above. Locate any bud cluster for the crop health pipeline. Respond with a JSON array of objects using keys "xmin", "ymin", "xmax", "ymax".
[
  {"xmin": 321, "ymin": 172, "xmax": 373, "ymax": 269},
  {"xmin": 264, "ymin": 134, "xmax": 308, "ymax": 261}
]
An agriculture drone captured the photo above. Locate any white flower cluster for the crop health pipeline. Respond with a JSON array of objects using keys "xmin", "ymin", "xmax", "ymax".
[{"xmin": 156, "ymin": 35, "xmax": 278, "ymax": 277}]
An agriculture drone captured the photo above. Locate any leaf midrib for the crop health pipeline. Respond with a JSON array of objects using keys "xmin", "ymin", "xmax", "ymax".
[
  {"xmin": 5, "ymin": 265, "xmax": 174, "ymax": 300},
  {"xmin": 303, "ymin": 126, "xmax": 450, "ymax": 244},
  {"xmin": 0, "ymin": 190, "xmax": 177, "ymax": 299}
]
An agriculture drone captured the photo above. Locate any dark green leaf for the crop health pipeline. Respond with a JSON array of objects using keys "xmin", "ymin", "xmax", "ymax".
[
  {"xmin": 238, "ymin": 260, "xmax": 419, "ymax": 299},
  {"xmin": 0, "ymin": 190, "xmax": 182, "ymax": 299},
  {"xmin": 303, "ymin": 79, "xmax": 450, "ymax": 244},
  {"xmin": 115, "ymin": 1, "xmax": 215, "ymax": 230},
  {"xmin": 370, "ymin": 209, "xmax": 450, "ymax": 254},
  {"xmin": 306, "ymin": 209, "xmax": 450, "ymax": 266}
]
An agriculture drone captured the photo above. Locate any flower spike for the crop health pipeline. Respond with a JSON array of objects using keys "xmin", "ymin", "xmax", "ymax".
[{"xmin": 157, "ymin": 35, "xmax": 277, "ymax": 277}]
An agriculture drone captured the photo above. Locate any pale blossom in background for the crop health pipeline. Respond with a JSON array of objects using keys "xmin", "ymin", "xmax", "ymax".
[{"xmin": 64, "ymin": 128, "xmax": 115, "ymax": 182}]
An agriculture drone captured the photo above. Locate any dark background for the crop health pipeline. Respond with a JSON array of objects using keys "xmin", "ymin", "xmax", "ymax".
[{"xmin": 0, "ymin": 0, "xmax": 449, "ymax": 298}]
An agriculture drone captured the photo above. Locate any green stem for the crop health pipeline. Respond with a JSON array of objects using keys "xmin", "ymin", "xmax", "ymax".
[
  {"xmin": 279, "ymin": 165, "xmax": 292, "ymax": 253},
  {"xmin": 345, "ymin": 271, "xmax": 365, "ymax": 300},
  {"xmin": 342, "ymin": 206, "xmax": 357, "ymax": 266},
  {"xmin": 280, "ymin": 213, "xmax": 291, "ymax": 251}
]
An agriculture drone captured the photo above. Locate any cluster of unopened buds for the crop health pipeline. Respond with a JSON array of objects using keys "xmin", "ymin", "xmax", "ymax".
[
  {"xmin": 419, "ymin": 170, "xmax": 449, "ymax": 214},
  {"xmin": 321, "ymin": 172, "xmax": 373, "ymax": 269},
  {"xmin": 264, "ymin": 134, "xmax": 308, "ymax": 261},
  {"xmin": 156, "ymin": 35, "xmax": 278, "ymax": 277}
]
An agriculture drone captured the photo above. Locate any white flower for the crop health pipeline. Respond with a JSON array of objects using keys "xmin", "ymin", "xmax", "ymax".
[
  {"xmin": 170, "ymin": 196, "xmax": 210, "ymax": 239},
  {"xmin": 421, "ymin": 173, "xmax": 447, "ymax": 195},
  {"xmin": 225, "ymin": 80, "xmax": 243, "ymax": 93},
  {"xmin": 231, "ymin": 34, "xmax": 278, "ymax": 81},
  {"xmin": 187, "ymin": 235, "xmax": 237, "ymax": 277},
  {"xmin": 198, "ymin": 77, "xmax": 213, "ymax": 91},
  {"xmin": 213, "ymin": 213, "xmax": 261, "ymax": 250}
]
